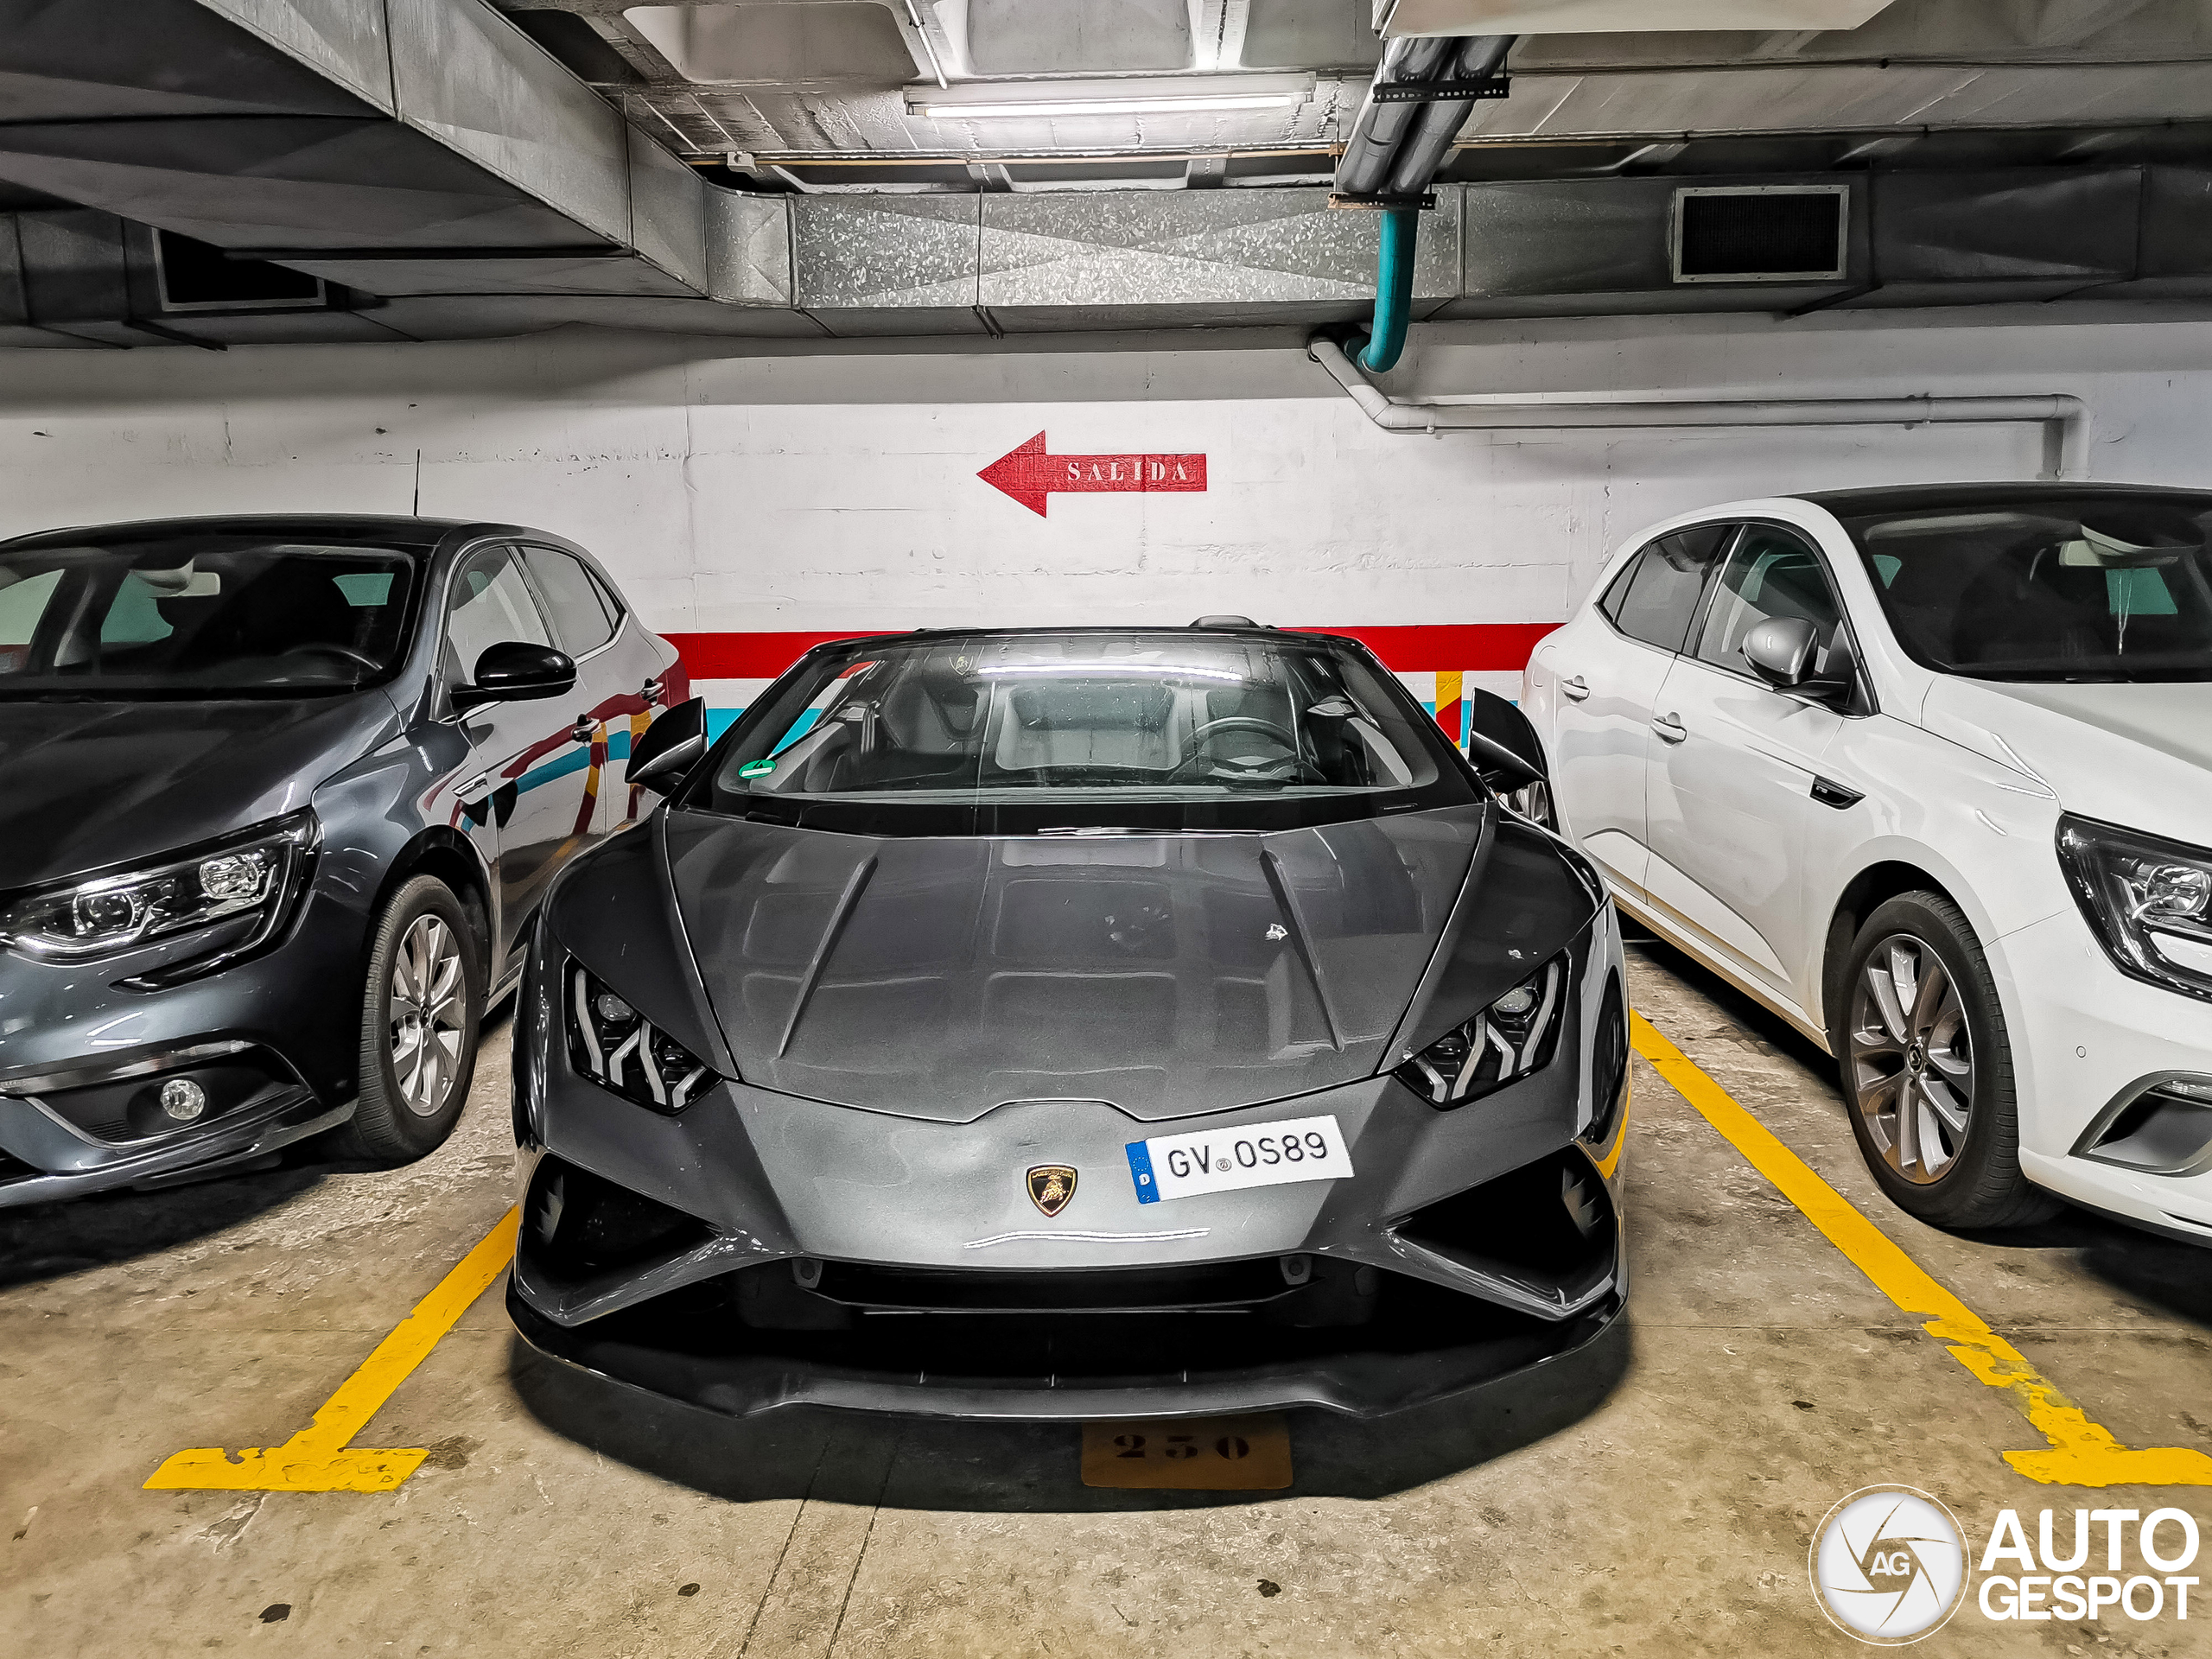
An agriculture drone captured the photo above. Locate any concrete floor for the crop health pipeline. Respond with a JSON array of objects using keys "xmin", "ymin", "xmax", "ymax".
[{"xmin": 4, "ymin": 939, "xmax": 2208, "ymax": 1656}]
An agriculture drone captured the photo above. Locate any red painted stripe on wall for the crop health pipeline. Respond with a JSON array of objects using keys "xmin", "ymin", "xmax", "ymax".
[
  {"xmin": 1300, "ymin": 624, "xmax": 1559, "ymax": 671},
  {"xmin": 664, "ymin": 622, "xmax": 1558, "ymax": 681},
  {"xmin": 664, "ymin": 632, "xmax": 891, "ymax": 678}
]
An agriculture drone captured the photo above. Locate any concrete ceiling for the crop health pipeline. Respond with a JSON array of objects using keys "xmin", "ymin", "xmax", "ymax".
[{"xmin": 7, "ymin": 0, "xmax": 2212, "ymax": 347}]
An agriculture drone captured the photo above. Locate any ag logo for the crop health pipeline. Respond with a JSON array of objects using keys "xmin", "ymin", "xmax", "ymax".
[
  {"xmin": 1027, "ymin": 1165, "xmax": 1077, "ymax": 1217},
  {"xmin": 1810, "ymin": 1486, "xmax": 1967, "ymax": 1644}
]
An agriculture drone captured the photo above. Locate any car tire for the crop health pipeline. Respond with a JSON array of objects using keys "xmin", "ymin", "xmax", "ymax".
[
  {"xmin": 1833, "ymin": 891, "xmax": 2059, "ymax": 1230},
  {"xmin": 343, "ymin": 875, "xmax": 483, "ymax": 1165}
]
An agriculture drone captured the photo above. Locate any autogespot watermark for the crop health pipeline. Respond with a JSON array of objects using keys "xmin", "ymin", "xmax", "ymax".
[
  {"xmin": 1809, "ymin": 1488, "xmax": 2202, "ymax": 1644},
  {"xmin": 1977, "ymin": 1505, "xmax": 2199, "ymax": 1627},
  {"xmin": 1810, "ymin": 1487, "xmax": 1970, "ymax": 1643}
]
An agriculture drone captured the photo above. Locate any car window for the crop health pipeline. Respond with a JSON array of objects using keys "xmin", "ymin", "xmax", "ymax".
[
  {"xmin": 585, "ymin": 562, "xmax": 625, "ymax": 626},
  {"xmin": 1599, "ymin": 524, "xmax": 1732, "ymax": 652},
  {"xmin": 0, "ymin": 568, "xmax": 64, "ymax": 672},
  {"xmin": 446, "ymin": 546, "xmax": 550, "ymax": 681},
  {"xmin": 1692, "ymin": 524, "xmax": 1847, "ymax": 677},
  {"xmin": 0, "ymin": 537, "xmax": 418, "ymax": 696},
  {"xmin": 691, "ymin": 630, "xmax": 1471, "ymax": 835},
  {"xmin": 1829, "ymin": 493, "xmax": 2212, "ymax": 682},
  {"xmin": 522, "ymin": 545, "xmax": 614, "ymax": 657}
]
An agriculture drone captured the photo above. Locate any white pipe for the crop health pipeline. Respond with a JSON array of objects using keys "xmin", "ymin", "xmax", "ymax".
[{"xmin": 1306, "ymin": 335, "xmax": 2091, "ymax": 480}]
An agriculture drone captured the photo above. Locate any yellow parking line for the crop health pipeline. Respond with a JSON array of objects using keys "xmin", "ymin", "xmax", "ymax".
[
  {"xmin": 1630, "ymin": 1013, "xmax": 2212, "ymax": 1489},
  {"xmin": 144, "ymin": 1206, "xmax": 519, "ymax": 1494}
]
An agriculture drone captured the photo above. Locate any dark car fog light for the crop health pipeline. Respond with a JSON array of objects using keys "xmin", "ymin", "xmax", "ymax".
[
  {"xmin": 1395, "ymin": 956, "xmax": 1570, "ymax": 1109},
  {"xmin": 566, "ymin": 963, "xmax": 715, "ymax": 1113},
  {"xmin": 159, "ymin": 1078, "xmax": 208, "ymax": 1122},
  {"xmin": 14, "ymin": 1048, "xmax": 304, "ymax": 1144}
]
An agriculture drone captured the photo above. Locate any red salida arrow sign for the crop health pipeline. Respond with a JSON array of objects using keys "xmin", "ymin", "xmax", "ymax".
[{"xmin": 978, "ymin": 431, "xmax": 1207, "ymax": 517}]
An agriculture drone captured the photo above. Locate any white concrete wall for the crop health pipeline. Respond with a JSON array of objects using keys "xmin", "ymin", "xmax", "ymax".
[{"xmin": 1, "ymin": 308, "xmax": 2206, "ymax": 643}]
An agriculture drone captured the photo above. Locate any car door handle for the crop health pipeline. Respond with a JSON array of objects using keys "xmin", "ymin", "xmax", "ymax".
[
  {"xmin": 571, "ymin": 716, "xmax": 598, "ymax": 744},
  {"xmin": 641, "ymin": 677, "xmax": 664, "ymax": 708},
  {"xmin": 1651, "ymin": 714, "xmax": 1688, "ymax": 744},
  {"xmin": 1560, "ymin": 675, "xmax": 1591, "ymax": 702},
  {"xmin": 454, "ymin": 772, "xmax": 489, "ymax": 800}
]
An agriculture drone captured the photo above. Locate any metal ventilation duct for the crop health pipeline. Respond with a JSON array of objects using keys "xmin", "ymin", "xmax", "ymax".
[
  {"xmin": 0, "ymin": 0, "xmax": 726, "ymax": 302},
  {"xmin": 1445, "ymin": 166, "xmax": 2207, "ymax": 320},
  {"xmin": 1375, "ymin": 0, "xmax": 1897, "ymax": 33}
]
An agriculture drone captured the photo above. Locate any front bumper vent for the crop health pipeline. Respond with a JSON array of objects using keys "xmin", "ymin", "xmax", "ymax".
[
  {"xmin": 2078, "ymin": 1081, "xmax": 2212, "ymax": 1177},
  {"xmin": 524, "ymin": 1157, "xmax": 710, "ymax": 1281},
  {"xmin": 1395, "ymin": 1149, "xmax": 1618, "ymax": 1318}
]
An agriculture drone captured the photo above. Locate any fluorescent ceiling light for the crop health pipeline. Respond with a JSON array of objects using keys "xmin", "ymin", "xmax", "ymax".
[
  {"xmin": 910, "ymin": 74, "xmax": 1314, "ymax": 123},
  {"xmin": 923, "ymin": 92, "xmax": 1298, "ymax": 119}
]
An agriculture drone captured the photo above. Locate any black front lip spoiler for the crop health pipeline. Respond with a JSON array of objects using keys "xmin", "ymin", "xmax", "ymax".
[{"xmin": 506, "ymin": 1279, "xmax": 1624, "ymax": 1423}]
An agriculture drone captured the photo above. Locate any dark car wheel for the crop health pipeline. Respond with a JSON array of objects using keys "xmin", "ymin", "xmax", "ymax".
[
  {"xmin": 344, "ymin": 875, "xmax": 482, "ymax": 1164},
  {"xmin": 1834, "ymin": 891, "xmax": 2056, "ymax": 1230}
]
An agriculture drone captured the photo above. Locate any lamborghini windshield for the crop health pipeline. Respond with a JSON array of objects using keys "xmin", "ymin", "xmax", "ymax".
[
  {"xmin": 693, "ymin": 630, "xmax": 1472, "ymax": 833},
  {"xmin": 1828, "ymin": 489, "xmax": 2212, "ymax": 683},
  {"xmin": 0, "ymin": 531, "xmax": 420, "ymax": 698}
]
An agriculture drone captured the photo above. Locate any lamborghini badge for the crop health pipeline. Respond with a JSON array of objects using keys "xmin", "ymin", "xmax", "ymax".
[{"xmin": 1027, "ymin": 1165, "xmax": 1077, "ymax": 1217}]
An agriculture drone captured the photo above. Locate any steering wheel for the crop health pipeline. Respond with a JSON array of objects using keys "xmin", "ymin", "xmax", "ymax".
[
  {"xmin": 278, "ymin": 642, "xmax": 379, "ymax": 672},
  {"xmin": 1166, "ymin": 715, "xmax": 1301, "ymax": 781}
]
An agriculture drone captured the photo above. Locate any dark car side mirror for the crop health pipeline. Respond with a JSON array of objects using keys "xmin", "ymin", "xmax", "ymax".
[
  {"xmin": 1465, "ymin": 687, "xmax": 1547, "ymax": 791},
  {"xmin": 453, "ymin": 641, "xmax": 576, "ymax": 710},
  {"xmin": 627, "ymin": 696, "xmax": 707, "ymax": 794},
  {"xmin": 1742, "ymin": 617, "xmax": 1819, "ymax": 689}
]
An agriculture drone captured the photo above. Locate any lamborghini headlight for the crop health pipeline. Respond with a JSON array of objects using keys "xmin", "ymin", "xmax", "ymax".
[
  {"xmin": 0, "ymin": 811, "xmax": 315, "ymax": 964},
  {"xmin": 2057, "ymin": 814, "xmax": 2212, "ymax": 1002},
  {"xmin": 1395, "ymin": 955, "xmax": 1570, "ymax": 1109},
  {"xmin": 565, "ymin": 962, "xmax": 715, "ymax": 1112}
]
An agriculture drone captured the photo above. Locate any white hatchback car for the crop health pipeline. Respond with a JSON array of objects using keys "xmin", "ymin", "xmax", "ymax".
[{"xmin": 1527, "ymin": 483, "xmax": 2212, "ymax": 1243}]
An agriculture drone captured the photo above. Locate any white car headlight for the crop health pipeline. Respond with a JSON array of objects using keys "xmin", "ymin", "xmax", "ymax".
[
  {"xmin": 0, "ymin": 812, "xmax": 316, "ymax": 966},
  {"xmin": 2056, "ymin": 813, "xmax": 2212, "ymax": 1001},
  {"xmin": 1395, "ymin": 955, "xmax": 1570, "ymax": 1108}
]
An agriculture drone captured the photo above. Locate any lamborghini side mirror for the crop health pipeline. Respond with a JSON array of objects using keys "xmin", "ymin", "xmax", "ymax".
[
  {"xmin": 628, "ymin": 696, "xmax": 707, "ymax": 794},
  {"xmin": 1465, "ymin": 688, "xmax": 1547, "ymax": 791}
]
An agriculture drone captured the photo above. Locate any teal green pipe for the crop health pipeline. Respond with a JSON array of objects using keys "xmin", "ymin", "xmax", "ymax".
[{"xmin": 1356, "ymin": 207, "xmax": 1420, "ymax": 374}]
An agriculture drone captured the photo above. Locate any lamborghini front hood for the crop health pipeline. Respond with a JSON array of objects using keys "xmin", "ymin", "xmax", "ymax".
[{"xmin": 661, "ymin": 807, "xmax": 1486, "ymax": 1122}]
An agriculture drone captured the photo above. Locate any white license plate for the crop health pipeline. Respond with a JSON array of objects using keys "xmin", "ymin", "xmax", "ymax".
[{"xmin": 1125, "ymin": 1114, "xmax": 1353, "ymax": 1205}]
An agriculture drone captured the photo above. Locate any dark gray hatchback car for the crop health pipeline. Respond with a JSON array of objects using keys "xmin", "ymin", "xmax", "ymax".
[{"xmin": 0, "ymin": 515, "xmax": 680, "ymax": 1205}]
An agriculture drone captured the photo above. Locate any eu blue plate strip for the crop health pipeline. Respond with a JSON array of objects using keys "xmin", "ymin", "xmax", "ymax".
[{"xmin": 1125, "ymin": 1140, "xmax": 1159, "ymax": 1204}]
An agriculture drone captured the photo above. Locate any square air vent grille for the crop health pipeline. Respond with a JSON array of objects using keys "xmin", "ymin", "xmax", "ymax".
[
  {"xmin": 1672, "ymin": 186, "xmax": 1847, "ymax": 283},
  {"xmin": 156, "ymin": 230, "xmax": 326, "ymax": 313}
]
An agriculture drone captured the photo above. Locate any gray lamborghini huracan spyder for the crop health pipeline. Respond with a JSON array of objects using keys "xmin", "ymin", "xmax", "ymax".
[{"xmin": 507, "ymin": 623, "xmax": 1629, "ymax": 1420}]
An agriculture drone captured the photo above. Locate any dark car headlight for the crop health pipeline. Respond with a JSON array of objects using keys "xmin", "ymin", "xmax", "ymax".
[
  {"xmin": 2057, "ymin": 813, "xmax": 2212, "ymax": 1002},
  {"xmin": 566, "ymin": 962, "xmax": 715, "ymax": 1112},
  {"xmin": 0, "ymin": 811, "xmax": 316, "ymax": 965},
  {"xmin": 1395, "ymin": 955, "xmax": 1570, "ymax": 1109}
]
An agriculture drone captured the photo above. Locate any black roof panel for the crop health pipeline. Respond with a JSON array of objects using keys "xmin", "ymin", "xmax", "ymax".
[
  {"xmin": 0, "ymin": 514, "xmax": 480, "ymax": 552},
  {"xmin": 1797, "ymin": 481, "xmax": 2212, "ymax": 514}
]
